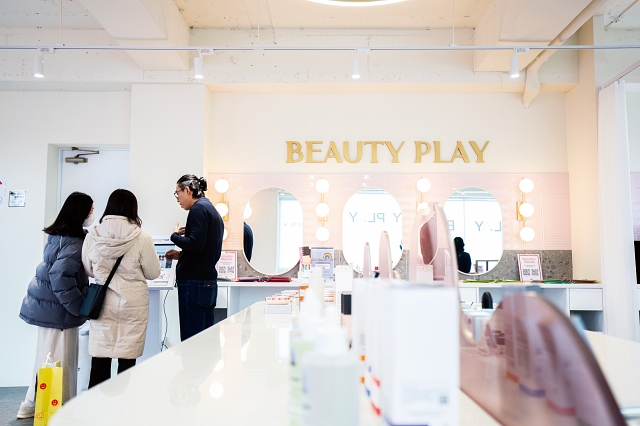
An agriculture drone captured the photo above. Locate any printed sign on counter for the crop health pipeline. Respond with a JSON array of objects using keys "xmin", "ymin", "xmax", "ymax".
[
  {"xmin": 216, "ymin": 251, "xmax": 237, "ymax": 280},
  {"xmin": 517, "ymin": 254, "xmax": 542, "ymax": 281},
  {"xmin": 311, "ymin": 247, "xmax": 334, "ymax": 280},
  {"xmin": 0, "ymin": 175, "xmax": 5, "ymax": 207},
  {"xmin": 8, "ymin": 190, "xmax": 26, "ymax": 208}
]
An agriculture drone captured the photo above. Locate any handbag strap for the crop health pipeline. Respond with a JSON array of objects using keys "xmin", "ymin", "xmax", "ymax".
[{"xmin": 103, "ymin": 255, "xmax": 125, "ymax": 289}]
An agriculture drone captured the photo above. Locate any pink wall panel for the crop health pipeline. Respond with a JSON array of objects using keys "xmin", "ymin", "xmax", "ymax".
[{"xmin": 209, "ymin": 173, "xmax": 573, "ymax": 252}]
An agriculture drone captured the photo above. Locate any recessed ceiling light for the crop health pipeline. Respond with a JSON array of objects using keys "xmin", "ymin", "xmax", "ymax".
[{"xmin": 309, "ymin": 0, "xmax": 407, "ymax": 6}]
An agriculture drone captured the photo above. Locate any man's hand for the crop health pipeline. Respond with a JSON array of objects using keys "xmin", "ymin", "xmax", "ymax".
[
  {"xmin": 165, "ymin": 249, "xmax": 181, "ymax": 260},
  {"xmin": 173, "ymin": 221, "xmax": 185, "ymax": 235}
]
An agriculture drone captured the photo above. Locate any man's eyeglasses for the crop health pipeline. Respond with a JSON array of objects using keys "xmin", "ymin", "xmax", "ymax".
[{"xmin": 174, "ymin": 189, "xmax": 184, "ymax": 199}]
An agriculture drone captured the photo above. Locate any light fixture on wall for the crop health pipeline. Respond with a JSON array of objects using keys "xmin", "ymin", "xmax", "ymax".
[
  {"xmin": 517, "ymin": 177, "xmax": 535, "ymax": 242},
  {"xmin": 214, "ymin": 178, "xmax": 229, "ymax": 220},
  {"xmin": 316, "ymin": 178, "xmax": 330, "ymax": 241},
  {"xmin": 509, "ymin": 47, "xmax": 530, "ymax": 79},
  {"xmin": 416, "ymin": 177, "xmax": 432, "ymax": 212}
]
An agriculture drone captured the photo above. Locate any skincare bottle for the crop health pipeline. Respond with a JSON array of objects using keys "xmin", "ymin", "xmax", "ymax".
[
  {"xmin": 301, "ymin": 305, "xmax": 359, "ymax": 426},
  {"xmin": 290, "ymin": 290, "xmax": 322, "ymax": 426},
  {"xmin": 308, "ymin": 266, "xmax": 324, "ymax": 306},
  {"xmin": 299, "ymin": 256, "xmax": 311, "ymax": 303}
]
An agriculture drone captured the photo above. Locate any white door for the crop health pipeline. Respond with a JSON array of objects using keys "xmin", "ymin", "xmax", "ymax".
[{"xmin": 59, "ymin": 149, "xmax": 130, "ymax": 225}]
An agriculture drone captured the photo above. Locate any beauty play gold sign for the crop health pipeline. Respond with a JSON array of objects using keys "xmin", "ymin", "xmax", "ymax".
[{"xmin": 286, "ymin": 141, "xmax": 490, "ymax": 164}]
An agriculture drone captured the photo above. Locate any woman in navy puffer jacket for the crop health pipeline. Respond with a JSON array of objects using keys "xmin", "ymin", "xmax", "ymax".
[{"xmin": 17, "ymin": 192, "xmax": 94, "ymax": 419}]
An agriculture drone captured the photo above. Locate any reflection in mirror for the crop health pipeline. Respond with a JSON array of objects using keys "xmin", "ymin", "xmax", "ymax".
[
  {"xmin": 342, "ymin": 188, "xmax": 403, "ymax": 273},
  {"xmin": 443, "ymin": 187, "xmax": 502, "ymax": 275},
  {"xmin": 243, "ymin": 188, "xmax": 303, "ymax": 275}
]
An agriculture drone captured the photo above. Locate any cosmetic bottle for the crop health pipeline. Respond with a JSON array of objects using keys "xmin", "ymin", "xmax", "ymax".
[
  {"xmin": 299, "ymin": 256, "xmax": 311, "ymax": 303},
  {"xmin": 289, "ymin": 290, "xmax": 322, "ymax": 426},
  {"xmin": 308, "ymin": 266, "xmax": 325, "ymax": 306},
  {"xmin": 301, "ymin": 305, "xmax": 359, "ymax": 426}
]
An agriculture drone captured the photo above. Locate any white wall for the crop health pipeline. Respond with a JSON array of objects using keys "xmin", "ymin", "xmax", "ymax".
[
  {"xmin": 128, "ymin": 83, "xmax": 211, "ymax": 350},
  {"xmin": 628, "ymin": 92, "xmax": 640, "ymax": 172},
  {"xmin": 0, "ymin": 91, "xmax": 131, "ymax": 386},
  {"xmin": 209, "ymin": 92, "xmax": 568, "ymax": 174}
]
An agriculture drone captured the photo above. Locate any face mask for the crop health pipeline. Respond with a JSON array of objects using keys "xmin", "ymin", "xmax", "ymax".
[{"xmin": 83, "ymin": 213, "xmax": 95, "ymax": 228}]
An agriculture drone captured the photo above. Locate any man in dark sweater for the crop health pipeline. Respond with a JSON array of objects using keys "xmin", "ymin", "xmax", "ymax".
[{"xmin": 166, "ymin": 175, "xmax": 224, "ymax": 341}]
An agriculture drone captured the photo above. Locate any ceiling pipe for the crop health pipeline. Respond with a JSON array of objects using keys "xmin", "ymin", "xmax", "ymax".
[{"xmin": 523, "ymin": 0, "xmax": 609, "ymax": 108}]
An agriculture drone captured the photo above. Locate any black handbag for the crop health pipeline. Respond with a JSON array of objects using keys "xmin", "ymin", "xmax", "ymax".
[{"xmin": 79, "ymin": 255, "xmax": 124, "ymax": 320}]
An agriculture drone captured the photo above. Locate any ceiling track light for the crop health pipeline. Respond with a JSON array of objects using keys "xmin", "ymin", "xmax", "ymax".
[
  {"xmin": 510, "ymin": 47, "xmax": 529, "ymax": 79},
  {"xmin": 351, "ymin": 48, "xmax": 370, "ymax": 80},
  {"xmin": 34, "ymin": 54, "xmax": 43, "ymax": 78},
  {"xmin": 33, "ymin": 47, "xmax": 55, "ymax": 79},
  {"xmin": 352, "ymin": 51, "xmax": 360, "ymax": 79},
  {"xmin": 194, "ymin": 56, "xmax": 203, "ymax": 79}
]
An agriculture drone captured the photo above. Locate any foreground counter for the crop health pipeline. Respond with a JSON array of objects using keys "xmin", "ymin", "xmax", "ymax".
[{"xmin": 50, "ymin": 302, "xmax": 640, "ymax": 426}]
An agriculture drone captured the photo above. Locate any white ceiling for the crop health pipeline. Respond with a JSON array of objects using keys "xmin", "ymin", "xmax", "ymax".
[
  {"xmin": 604, "ymin": 0, "xmax": 640, "ymax": 29},
  {"xmin": 2, "ymin": 0, "xmax": 640, "ymax": 33},
  {"xmin": 0, "ymin": 0, "xmax": 102, "ymax": 29},
  {"xmin": 174, "ymin": 0, "xmax": 492, "ymax": 30}
]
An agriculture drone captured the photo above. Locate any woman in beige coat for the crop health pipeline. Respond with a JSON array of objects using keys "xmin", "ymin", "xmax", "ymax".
[{"xmin": 82, "ymin": 189, "xmax": 161, "ymax": 387}]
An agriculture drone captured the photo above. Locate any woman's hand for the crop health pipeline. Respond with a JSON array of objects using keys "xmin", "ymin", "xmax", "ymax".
[
  {"xmin": 173, "ymin": 222, "xmax": 186, "ymax": 235},
  {"xmin": 165, "ymin": 249, "xmax": 181, "ymax": 260}
]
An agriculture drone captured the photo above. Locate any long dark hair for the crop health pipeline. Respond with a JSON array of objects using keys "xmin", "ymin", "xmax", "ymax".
[
  {"xmin": 177, "ymin": 174, "xmax": 207, "ymax": 199},
  {"xmin": 100, "ymin": 189, "xmax": 142, "ymax": 227},
  {"xmin": 44, "ymin": 192, "xmax": 93, "ymax": 238}
]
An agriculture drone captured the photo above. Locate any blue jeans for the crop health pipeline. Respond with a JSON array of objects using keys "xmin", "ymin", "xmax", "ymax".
[{"xmin": 177, "ymin": 280, "xmax": 217, "ymax": 341}]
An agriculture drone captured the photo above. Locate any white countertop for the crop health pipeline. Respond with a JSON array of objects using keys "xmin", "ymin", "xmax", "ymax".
[
  {"xmin": 49, "ymin": 302, "xmax": 639, "ymax": 426},
  {"xmin": 50, "ymin": 301, "xmax": 498, "ymax": 426}
]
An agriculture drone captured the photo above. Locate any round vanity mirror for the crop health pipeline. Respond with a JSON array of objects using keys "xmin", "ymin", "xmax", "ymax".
[
  {"xmin": 443, "ymin": 187, "xmax": 503, "ymax": 275},
  {"xmin": 243, "ymin": 188, "xmax": 303, "ymax": 275},
  {"xmin": 342, "ymin": 188, "xmax": 403, "ymax": 273}
]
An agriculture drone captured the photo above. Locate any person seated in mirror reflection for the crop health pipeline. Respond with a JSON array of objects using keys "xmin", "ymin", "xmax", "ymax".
[
  {"xmin": 243, "ymin": 222, "xmax": 253, "ymax": 262},
  {"xmin": 454, "ymin": 237, "xmax": 472, "ymax": 274}
]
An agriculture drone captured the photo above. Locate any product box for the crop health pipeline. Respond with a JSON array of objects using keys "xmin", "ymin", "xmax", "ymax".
[{"xmin": 379, "ymin": 284, "xmax": 459, "ymax": 426}]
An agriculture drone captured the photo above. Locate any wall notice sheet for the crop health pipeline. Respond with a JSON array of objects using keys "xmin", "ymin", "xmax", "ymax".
[
  {"xmin": 517, "ymin": 254, "xmax": 542, "ymax": 281},
  {"xmin": 0, "ymin": 176, "xmax": 5, "ymax": 207},
  {"xmin": 216, "ymin": 251, "xmax": 237, "ymax": 280},
  {"xmin": 8, "ymin": 190, "xmax": 26, "ymax": 207}
]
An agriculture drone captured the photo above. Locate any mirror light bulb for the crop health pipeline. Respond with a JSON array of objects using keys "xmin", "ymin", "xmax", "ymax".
[
  {"xmin": 416, "ymin": 178, "xmax": 431, "ymax": 193},
  {"xmin": 519, "ymin": 202, "xmax": 534, "ymax": 218},
  {"xmin": 215, "ymin": 203, "xmax": 229, "ymax": 217},
  {"xmin": 315, "ymin": 179, "xmax": 330, "ymax": 193},
  {"xmin": 214, "ymin": 178, "xmax": 229, "ymax": 194},
  {"xmin": 519, "ymin": 178, "xmax": 534, "ymax": 193},
  {"xmin": 316, "ymin": 227, "xmax": 330, "ymax": 241},
  {"xmin": 316, "ymin": 203, "xmax": 330, "ymax": 218},
  {"xmin": 520, "ymin": 227, "xmax": 535, "ymax": 242},
  {"xmin": 244, "ymin": 202, "xmax": 252, "ymax": 219}
]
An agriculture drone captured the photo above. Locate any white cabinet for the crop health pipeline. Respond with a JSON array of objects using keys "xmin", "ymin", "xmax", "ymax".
[
  {"xmin": 216, "ymin": 286, "xmax": 228, "ymax": 309},
  {"xmin": 569, "ymin": 288, "xmax": 604, "ymax": 311},
  {"xmin": 459, "ymin": 287, "xmax": 477, "ymax": 303}
]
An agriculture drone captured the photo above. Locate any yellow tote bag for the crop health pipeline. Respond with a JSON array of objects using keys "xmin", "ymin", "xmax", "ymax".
[{"xmin": 34, "ymin": 353, "xmax": 63, "ymax": 426}]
